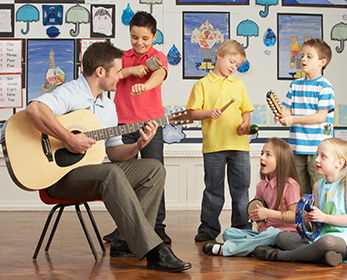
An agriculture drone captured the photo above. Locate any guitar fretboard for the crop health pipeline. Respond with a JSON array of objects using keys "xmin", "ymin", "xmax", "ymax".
[{"xmin": 84, "ymin": 116, "xmax": 168, "ymax": 141}]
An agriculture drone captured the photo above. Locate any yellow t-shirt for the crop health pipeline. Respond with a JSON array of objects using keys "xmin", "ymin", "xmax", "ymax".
[{"xmin": 186, "ymin": 71, "xmax": 254, "ymax": 153}]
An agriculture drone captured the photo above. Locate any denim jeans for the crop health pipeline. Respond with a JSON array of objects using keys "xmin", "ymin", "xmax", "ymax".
[
  {"xmin": 198, "ymin": 150, "xmax": 252, "ymax": 238},
  {"xmin": 121, "ymin": 126, "xmax": 166, "ymax": 229}
]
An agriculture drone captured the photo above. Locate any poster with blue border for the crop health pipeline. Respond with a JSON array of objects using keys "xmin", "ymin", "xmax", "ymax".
[
  {"xmin": 177, "ymin": 0, "xmax": 248, "ymax": 4},
  {"xmin": 282, "ymin": 0, "xmax": 347, "ymax": 8},
  {"xmin": 277, "ymin": 13, "xmax": 322, "ymax": 80},
  {"xmin": 27, "ymin": 39, "xmax": 75, "ymax": 104},
  {"xmin": 183, "ymin": 11, "xmax": 230, "ymax": 79}
]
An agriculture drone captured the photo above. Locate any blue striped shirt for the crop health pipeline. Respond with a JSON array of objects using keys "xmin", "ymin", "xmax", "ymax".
[{"xmin": 283, "ymin": 76, "xmax": 335, "ymax": 155}]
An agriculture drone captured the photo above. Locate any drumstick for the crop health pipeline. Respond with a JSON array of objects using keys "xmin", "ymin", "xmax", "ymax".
[{"xmin": 220, "ymin": 98, "xmax": 236, "ymax": 112}]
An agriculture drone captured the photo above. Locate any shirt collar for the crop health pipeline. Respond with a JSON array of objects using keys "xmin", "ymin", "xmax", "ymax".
[
  {"xmin": 207, "ymin": 70, "xmax": 237, "ymax": 83},
  {"xmin": 79, "ymin": 74, "xmax": 105, "ymax": 108},
  {"xmin": 265, "ymin": 175, "xmax": 277, "ymax": 189},
  {"xmin": 127, "ymin": 47, "xmax": 156, "ymax": 60}
]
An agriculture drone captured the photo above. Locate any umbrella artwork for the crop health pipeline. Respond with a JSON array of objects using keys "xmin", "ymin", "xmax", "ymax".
[
  {"xmin": 256, "ymin": 0, "xmax": 278, "ymax": 18},
  {"xmin": 16, "ymin": 4, "xmax": 39, "ymax": 35},
  {"xmin": 153, "ymin": 29, "xmax": 163, "ymax": 45},
  {"xmin": 65, "ymin": 4, "xmax": 90, "ymax": 37},
  {"xmin": 331, "ymin": 22, "xmax": 347, "ymax": 53},
  {"xmin": 237, "ymin": 19, "xmax": 259, "ymax": 49},
  {"xmin": 140, "ymin": 0, "xmax": 162, "ymax": 14}
]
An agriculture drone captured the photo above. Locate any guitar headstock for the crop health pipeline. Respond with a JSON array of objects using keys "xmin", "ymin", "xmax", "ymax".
[
  {"xmin": 168, "ymin": 109, "xmax": 193, "ymax": 126},
  {"xmin": 266, "ymin": 90, "xmax": 283, "ymax": 118}
]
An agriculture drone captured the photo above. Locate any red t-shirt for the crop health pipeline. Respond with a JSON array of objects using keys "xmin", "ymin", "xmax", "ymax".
[{"xmin": 114, "ymin": 47, "xmax": 168, "ymax": 123}]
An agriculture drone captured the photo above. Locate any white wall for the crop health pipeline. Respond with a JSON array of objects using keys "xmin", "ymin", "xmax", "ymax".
[{"xmin": 1, "ymin": 0, "xmax": 347, "ymax": 210}]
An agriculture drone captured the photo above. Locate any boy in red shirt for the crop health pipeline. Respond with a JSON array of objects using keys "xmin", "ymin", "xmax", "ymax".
[{"xmin": 105, "ymin": 11, "xmax": 171, "ymax": 244}]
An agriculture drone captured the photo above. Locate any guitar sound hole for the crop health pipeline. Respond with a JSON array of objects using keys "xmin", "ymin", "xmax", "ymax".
[{"xmin": 55, "ymin": 148, "xmax": 85, "ymax": 167}]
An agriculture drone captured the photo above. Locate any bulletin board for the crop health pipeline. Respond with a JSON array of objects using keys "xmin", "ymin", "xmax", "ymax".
[{"xmin": 0, "ymin": 1, "xmax": 114, "ymax": 127}]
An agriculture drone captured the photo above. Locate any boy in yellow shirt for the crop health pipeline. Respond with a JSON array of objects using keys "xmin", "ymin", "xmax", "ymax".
[{"xmin": 186, "ymin": 39, "xmax": 254, "ymax": 242}]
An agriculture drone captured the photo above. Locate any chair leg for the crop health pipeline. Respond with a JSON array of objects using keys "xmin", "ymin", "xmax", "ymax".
[
  {"xmin": 44, "ymin": 205, "xmax": 65, "ymax": 252},
  {"xmin": 83, "ymin": 202, "xmax": 106, "ymax": 252},
  {"xmin": 33, "ymin": 204, "xmax": 62, "ymax": 259},
  {"xmin": 75, "ymin": 204, "xmax": 99, "ymax": 261}
]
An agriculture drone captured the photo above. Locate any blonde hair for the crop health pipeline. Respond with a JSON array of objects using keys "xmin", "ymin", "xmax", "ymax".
[
  {"xmin": 260, "ymin": 138, "xmax": 302, "ymax": 217},
  {"xmin": 215, "ymin": 39, "xmax": 246, "ymax": 63},
  {"xmin": 321, "ymin": 138, "xmax": 347, "ymax": 194}
]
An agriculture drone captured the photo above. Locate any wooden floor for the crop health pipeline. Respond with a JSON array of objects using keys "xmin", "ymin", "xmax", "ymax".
[{"xmin": 1, "ymin": 209, "xmax": 346, "ymax": 280}]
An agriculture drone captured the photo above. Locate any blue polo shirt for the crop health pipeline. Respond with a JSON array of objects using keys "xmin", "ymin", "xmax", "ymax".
[{"xmin": 32, "ymin": 75, "xmax": 123, "ymax": 148}]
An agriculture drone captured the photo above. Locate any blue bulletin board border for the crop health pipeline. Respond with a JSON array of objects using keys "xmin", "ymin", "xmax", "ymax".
[
  {"xmin": 177, "ymin": 0, "xmax": 248, "ymax": 4},
  {"xmin": 282, "ymin": 0, "xmax": 347, "ymax": 8}
]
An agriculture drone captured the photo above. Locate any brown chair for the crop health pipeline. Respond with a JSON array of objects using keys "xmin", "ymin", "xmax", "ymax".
[{"xmin": 33, "ymin": 189, "xmax": 106, "ymax": 261}]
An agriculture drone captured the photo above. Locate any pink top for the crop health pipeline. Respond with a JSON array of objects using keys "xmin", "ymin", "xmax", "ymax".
[
  {"xmin": 254, "ymin": 176, "xmax": 301, "ymax": 233},
  {"xmin": 114, "ymin": 47, "xmax": 168, "ymax": 123}
]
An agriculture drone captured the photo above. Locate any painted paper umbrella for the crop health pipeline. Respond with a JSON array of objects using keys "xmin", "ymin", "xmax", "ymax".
[
  {"xmin": 237, "ymin": 20, "xmax": 258, "ymax": 49},
  {"xmin": 16, "ymin": 4, "xmax": 39, "ymax": 35},
  {"xmin": 331, "ymin": 22, "xmax": 347, "ymax": 53},
  {"xmin": 256, "ymin": 0, "xmax": 278, "ymax": 18},
  {"xmin": 66, "ymin": 4, "xmax": 90, "ymax": 37}
]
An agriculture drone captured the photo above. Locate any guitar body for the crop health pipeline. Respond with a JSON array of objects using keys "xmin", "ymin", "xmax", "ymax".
[{"xmin": 1, "ymin": 110, "xmax": 105, "ymax": 191}]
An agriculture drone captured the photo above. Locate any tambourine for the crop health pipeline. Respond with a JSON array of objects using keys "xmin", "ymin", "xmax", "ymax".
[
  {"xmin": 247, "ymin": 199, "xmax": 267, "ymax": 222},
  {"xmin": 295, "ymin": 194, "xmax": 324, "ymax": 240}
]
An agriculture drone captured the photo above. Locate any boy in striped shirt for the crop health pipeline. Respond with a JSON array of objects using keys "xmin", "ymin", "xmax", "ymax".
[{"xmin": 276, "ymin": 38, "xmax": 334, "ymax": 194}]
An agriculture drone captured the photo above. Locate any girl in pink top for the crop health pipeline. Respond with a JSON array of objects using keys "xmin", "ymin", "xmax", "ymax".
[{"xmin": 203, "ymin": 137, "xmax": 302, "ymax": 256}]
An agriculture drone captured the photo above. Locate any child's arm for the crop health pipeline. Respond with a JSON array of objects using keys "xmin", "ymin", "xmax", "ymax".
[
  {"xmin": 190, "ymin": 109, "xmax": 222, "ymax": 120},
  {"xmin": 121, "ymin": 65, "xmax": 149, "ymax": 79},
  {"xmin": 277, "ymin": 107, "xmax": 329, "ymax": 127},
  {"xmin": 131, "ymin": 67, "xmax": 167, "ymax": 96},
  {"xmin": 308, "ymin": 181, "xmax": 347, "ymax": 226},
  {"xmin": 249, "ymin": 203, "xmax": 297, "ymax": 223},
  {"xmin": 238, "ymin": 112, "xmax": 250, "ymax": 136}
]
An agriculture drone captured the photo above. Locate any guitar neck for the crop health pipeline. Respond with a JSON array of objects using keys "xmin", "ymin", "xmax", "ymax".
[{"xmin": 84, "ymin": 116, "xmax": 168, "ymax": 141}]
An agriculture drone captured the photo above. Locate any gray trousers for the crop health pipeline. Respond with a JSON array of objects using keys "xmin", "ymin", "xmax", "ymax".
[{"xmin": 47, "ymin": 158, "xmax": 164, "ymax": 260}]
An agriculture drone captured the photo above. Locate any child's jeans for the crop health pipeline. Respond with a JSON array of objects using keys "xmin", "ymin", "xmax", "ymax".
[{"xmin": 198, "ymin": 150, "xmax": 252, "ymax": 239}]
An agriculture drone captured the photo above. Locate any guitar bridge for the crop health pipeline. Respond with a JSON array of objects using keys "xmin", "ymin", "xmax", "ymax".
[{"xmin": 41, "ymin": 133, "xmax": 53, "ymax": 162}]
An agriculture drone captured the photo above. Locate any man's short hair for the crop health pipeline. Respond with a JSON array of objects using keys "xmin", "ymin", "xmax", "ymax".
[
  {"xmin": 129, "ymin": 11, "xmax": 156, "ymax": 35},
  {"xmin": 82, "ymin": 41, "xmax": 124, "ymax": 77},
  {"xmin": 302, "ymin": 38, "xmax": 332, "ymax": 70},
  {"xmin": 215, "ymin": 39, "xmax": 246, "ymax": 63}
]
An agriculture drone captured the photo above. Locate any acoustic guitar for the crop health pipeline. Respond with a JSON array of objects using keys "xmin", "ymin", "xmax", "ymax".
[{"xmin": 1, "ymin": 109, "xmax": 193, "ymax": 191}]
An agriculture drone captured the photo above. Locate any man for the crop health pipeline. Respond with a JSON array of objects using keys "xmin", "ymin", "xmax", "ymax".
[{"xmin": 25, "ymin": 41, "xmax": 191, "ymax": 273}]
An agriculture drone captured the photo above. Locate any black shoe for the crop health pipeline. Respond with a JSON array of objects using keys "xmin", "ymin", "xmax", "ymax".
[
  {"xmin": 194, "ymin": 232, "xmax": 213, "ymax": 242},
  {"xmin": 202, "ymin": 241, "xmax": 223, "ymax": 255},
  {"xmin": 324, "ymin": 251, "xmax": 343, "ymax": 267},
  {"xmin": 147, "ymin": 243, "xmax": 192, "ymax": 273},
  {"xmin": 110, "ymin": 239, "xmax": 134, "ymax": 258},
  {"xmin": 155, "ymin": 228, "xmax": 172, "ymax": 245},
  {"xmin": 253, "ymin": 245, "xmax": 279, "ymax": 261},
  {"xmin": 103, "ymin": 229, "xmax": 116, "ymax": 242}
]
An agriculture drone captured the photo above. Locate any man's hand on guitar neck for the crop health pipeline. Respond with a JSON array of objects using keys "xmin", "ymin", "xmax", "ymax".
[
  {"xmin": 106, "ymin": 120, "xmax": 158, "ymax": 163},
  {"xmin": 136, "ymin": 120, "xmax": 159, "ymax": 150}
]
